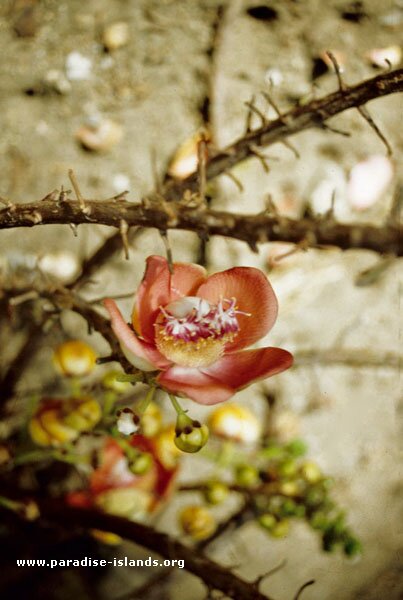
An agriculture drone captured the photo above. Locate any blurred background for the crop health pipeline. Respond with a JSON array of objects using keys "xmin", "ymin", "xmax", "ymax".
[{"xmin": 0, "ymin": 1, "xmax": 402, "ymax": 599}]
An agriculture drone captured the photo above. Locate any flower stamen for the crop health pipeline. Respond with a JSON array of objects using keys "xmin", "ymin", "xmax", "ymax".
[{"xmin": 154, "ymin": 296, "xmax": 249, "ymax": 368}]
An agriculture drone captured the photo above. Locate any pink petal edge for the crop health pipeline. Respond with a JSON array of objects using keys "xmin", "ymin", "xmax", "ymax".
[
  {"xmin": 104, "ymin": 299, "xmax": 171, "ymax": 370},
  {"xmin": 157, "ymin": 346, "xmax": 293, "ymax": 405},
  {"xmin": 196, "ymin": 267, "xmax": 278, "ymax": 352},
  {"xmin": 157, "ymin": 366, "xmax": 234, "ymax": 405},
  {"xmin": 134, "ymin": 256, "xmax": 207, "ymax": 343}
]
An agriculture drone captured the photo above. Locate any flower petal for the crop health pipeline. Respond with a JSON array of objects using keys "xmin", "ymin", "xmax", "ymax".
[
  {"xmin": 196, "ymin": 267, "xmax": 278, "ymax": 351},
  {"xmin": 159, "ymin": 347, "xmax": 292, "ymax": 405},
  {"xmin": 170, "ymin": 262, "xmax": 207, "ymax": 299},
  {"xmin": 104, "ymin": 299, "xmax": 171, "ymax": 370},
  {"xmin": 134, "ymin": 256, "xmax": 207, "ymax": 342},
  {"xmin": 204, "ymin": 347, "xmax": 293, "ymax": 390},
  {"xmin": 134, "ymin": 256, "xmax": 171, "ymax": 342},
  {"xmin": 157, "ymin": 366, "xmax": 234, "ymax": 405}
]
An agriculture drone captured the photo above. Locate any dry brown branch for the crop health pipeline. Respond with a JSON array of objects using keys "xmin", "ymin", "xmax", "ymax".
[
  {"xmin": 21, "ymin": 499, "xmax": 274, "ymax": 600},
  {"xmin": 69, "ymin": 227, "xmax": 143, "ymax": 290},
  {"xmin": 0, "ymin": 197, "xmax": 401, "ymax": 255},
  {"xmin": 164, "ymin": 68, "xmax": 403, "ymax": 200},
  {"xmin": 119, "ymin": 494, "xmax": 253, "ymax": 600},
  {"xmin": 0, "ymin": 320, "xmax": 45, "ymax": 410}
]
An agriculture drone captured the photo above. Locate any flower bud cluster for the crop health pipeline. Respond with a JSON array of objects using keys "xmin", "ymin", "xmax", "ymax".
[{"xmin": 29, "ymin": 397, "xmax": 102, "ymax": 447}]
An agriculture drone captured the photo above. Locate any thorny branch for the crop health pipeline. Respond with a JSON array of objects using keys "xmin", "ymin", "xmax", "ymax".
[
  {"xmin": 10, "ymin": 498, "xmax": 274, "ymax": 600},
  {"xmin": 0, "ymin": 69, "xmax": 402, "ymax": 257},
  {"xmin": 0, "ymin": 197, "xmax": 401, "ymax": 255},
  {"xmin": 163, "ymin": 68, "xmax": 403, "ymax": 200}
]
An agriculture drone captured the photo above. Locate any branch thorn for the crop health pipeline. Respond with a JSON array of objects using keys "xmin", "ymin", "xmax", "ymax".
[
  {"xmin": 119, "ymin": 219, "xmax": 130, "ymax": 260},
  {"xmin": 293, "ymin": 579, "xmax": 316, "ymax": 600},
  {"xmin": 68, "ymin": 169, "xmax": 92, "ymax": 215}
]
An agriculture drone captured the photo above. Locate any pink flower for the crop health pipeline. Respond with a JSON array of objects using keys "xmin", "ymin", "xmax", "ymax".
[{"xmin": 104, "ymin": 256, "xmax": 293, "ymax": 405}]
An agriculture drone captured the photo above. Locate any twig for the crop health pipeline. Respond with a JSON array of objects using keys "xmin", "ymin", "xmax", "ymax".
[
  {"xmin": 326, "ymin": 52, "xmax": 392, "ymax": 155},
  {"xmin": 293, "ymin": 579, "xmax": 315, "ymax": 600}
]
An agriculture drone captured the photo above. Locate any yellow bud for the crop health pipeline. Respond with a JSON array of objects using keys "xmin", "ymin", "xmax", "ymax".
[
  {"xmin": 278, "ymin": 481, "xmax": 300, "ymax": 497},
  {"xmin": 29, "ymin": 397, "xmax": 101, "ymax": 447},
  {"xmin": 102, "ymin": 370, "xmax": 132, "ymax": 393},
  {"xmin": 300, "ymin": 461, "xmax": 322, "ymax": 484},
  {"xmin": 21, "ymin": 500, "xmax": 40, "ymax": 521},
  {"xmin": 141, "ymin": 402, "xmax": 163, "ymax": 438},
  {"xmin": 65, "ymin": 397, "xmax": 102, "ymax": 431},
  {"xmin": 96, "ymin": 488, "xmax": 152, "ymax": 519},
  {"xmin": 270, "ymin": 519, "xmax": 290, "ymax": 538},
  {"xmin": 38, "ymin": 409, "xmax": 77, "ymax": 445},
  {"xmin": 29, "ymin": 417, "xmax": 53, "ymax": 447},
  {"xmin": 153, "ymin": 426, "xmax": 181, "ymax": 469},
  {"xmin": 204, "ymin": 481, "xmax": 229, "ymax": 505},
  {"xmin": 208, "ymin": 404, "xmax": 261, "ymax": 444},
  {"xmin": 91, "ymin": 529, "xmax": 122, "ymax": 545},
  {"xmin": 179, "ymin": 506, "xmax": 216, "ymax": 540},
  {"xmin": 53, "ymin": 340, "xmax": 97, "ymax": 377}
]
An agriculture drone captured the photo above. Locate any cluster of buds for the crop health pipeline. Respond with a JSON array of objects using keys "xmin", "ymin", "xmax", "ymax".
[
  {"xmin": 174, "ymin": 412, "xmax": 209, "ymax": 454},
  {"xmin": 29, "ymin": 397, "xmax": 102, "ymax": 447},
  {"xmin": 68, "ymin": 432, "xmax": 179, "ymax": 525},
  {"xmin": 253, "ymin": 440, "xmax": 361, "ymax": 556},
  {"xmin": 180, "ymin": 402, "xmax": 361, "ymax": 558}
]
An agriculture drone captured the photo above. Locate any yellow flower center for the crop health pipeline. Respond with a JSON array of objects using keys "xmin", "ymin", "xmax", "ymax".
[{"xmin": 154, "ymin": 296, "xmax": 247, "ymax": 368}]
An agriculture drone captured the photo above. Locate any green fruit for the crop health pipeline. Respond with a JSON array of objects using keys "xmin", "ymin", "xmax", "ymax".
[
  {"xmin": 258, "ymin": 513, "xmax": 277, "ymax": 530},
  {"xmin": 204, "ymin": 481, "xmax": 229, "ymax": 505},
  {"xmin": 343, "ymin": 537, "xmax": 362, "ymax": 557},
  {"xmin": 285, "ymin": 439, "xmax": 308, "ymax": 457},
  {"xmin": 235, "ymin": 465, "xmax": 260, "ymax": 488},
  {"xmin": 270, "ymin": 519, "xmax": 290, "ymax": 538},
  {"xmin": 278, "ymin": 459, "xmax": 298, "ymax": 479}
]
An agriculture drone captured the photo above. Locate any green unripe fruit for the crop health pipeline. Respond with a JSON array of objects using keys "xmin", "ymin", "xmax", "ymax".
[
  {"xmin": 129, "ymin": 452, "xmax": 153, "ymax": 475},
  {"xmin": 305, "ymin": 486, "xmax": 325, "ymax": 508},
  {"xmin": 280, "ymin": 499, "xmax": 298, "ymax": 516},
  {"xmin": 310, "ymin": 511, "xmax": 330, "ymax": 531},
  {"xmin": 300, "ymin": 461, "xmax": 322, "ymax": 484},
  {"xmin": 258, "ymin": 513, "xmax": 277, "ymax": 530},
  {"xmin": 343, "ymin": 536, "xmax": 362, "ymax": 557},
  {"xmin": 270, "ymin": 519, "xmax": 290, "ymax": 538},
  {"xmin": 204, "ymin": 481, "xmax": 229, "ymax": 505},
  {"xmin": 235, "ymin": 464, "xmax": 260, "ymax": 488},
  {"xmin": 174, "ymin": 413, "xmax": 209, "ymax": 453},
  {"xmin": 285, "ymin": 439, "xmax": 308, "ymax": 457},
  {"xmin": 278, "ymin": 459, "xmax": 298, "ymax": 479}
]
